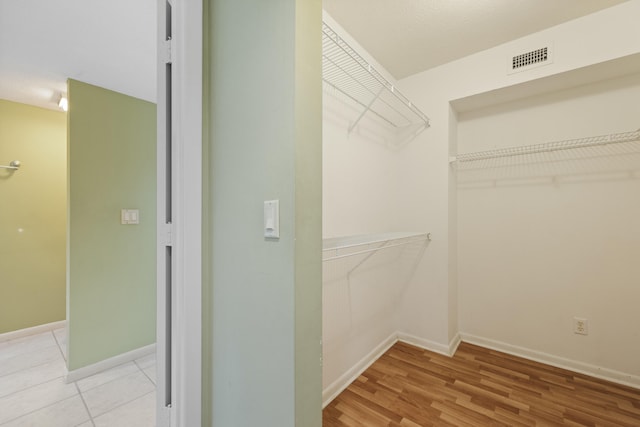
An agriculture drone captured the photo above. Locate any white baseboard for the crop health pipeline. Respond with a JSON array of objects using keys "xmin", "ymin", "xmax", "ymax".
[
  {"xmin": 448, "ymin": 332, "xmax": 462, "ymax": 355},
  {"xmin": 397, "ymin": 332, "xmax": 454, "ymax": 356},
  {"xmin": 322, "ymin": 330, "xmax": 640, "ymax": 410},
  {"xmin": 322, "ymin": 333, "xmax": 398, "ymax": 408},
  {"xmin": 0, "ymin": 320, "xmax": 67, "ymax": 343},
  {"xmin": 460, "ymin": 333, "xmax": 640, "ymax": 390},
  {"xmin": 65, "ymin": 343, "xmax": 156, "ymax": 383},
  {"xmin": 322, "ymin": 331, "xmax": 458, "ymax": 408}
]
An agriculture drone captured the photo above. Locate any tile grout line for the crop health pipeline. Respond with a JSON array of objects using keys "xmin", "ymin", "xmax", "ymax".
[
  {"xmin": 51, "ymin": 330, "xmax": 67, "ymax": 362},
  {"xmin": 0, "ymin": 389, "xmax": 76, "ymax": 426},
  {"xmin": 0, "ymin": 345, "xmax": 61, "ymax": 380},
  {"xmin": 0, "ymin": 361, "xmax": 68, "ymax": 400},
  {"xmin": 77, "ymin": 365, "xmax": 156, "ymax": 422},
  {"xmin": 74, "ymin": 382, "xmax": 96, "ymax": 427},
  {"xmin": 78, "ymin": 362, "xmax": 148, "ymax": 393},
  {"xmin": 88, "ymin": 390, "xmax": 157, "ymax": 423},
  {"xmin": 134, "ymin": 359, "xmax": 156, "ymax": 385}
]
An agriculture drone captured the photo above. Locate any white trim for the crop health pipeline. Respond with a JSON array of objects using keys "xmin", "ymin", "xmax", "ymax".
[
  {"xmin": 460, "ymin": 333, "xmax": 640, "ymax": 390},
  {"xmin": 173, "ymin": 1, "xmax": 203, "ymax": 426},
  {"xmin": 322, "ymin": 333, "xmax": 398, "ymax": 408},
  {"xmin": 0, "ymin": 320, "xmax": 67, "ymax": 343},
  {"xmin": 65, "ymin": 344, "xmax": 156, "ymax": 383},
  {"xmin": 322, "ymin": 331, "xmax": 461, "ymax": 408},
  {"xmin": 157, "ymin": 0, "xmax": 203, "ymax": 426},
  {"xmin": 156, "ymin": 1, "xmax": 171, "ymax": 425},
  {"xmin": 322, "ymin": 331, "xmax": 640, "ymax": 410},
  {"xmin": 397, "ymin": 332, "xmax": 454, "ymax": 356},
  {"xmin": 448, "ymin": 332, "xmax": 462, "ymax": 355}
]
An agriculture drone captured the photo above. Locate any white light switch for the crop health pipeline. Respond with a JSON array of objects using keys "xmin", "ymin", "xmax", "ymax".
[
  {"xmin": 121, "ymin": 209, "xmax": 140, "ymax": 225},
  {"xmin": 264, "ymin": 200, "xmax": 279, "ymax": 238}
]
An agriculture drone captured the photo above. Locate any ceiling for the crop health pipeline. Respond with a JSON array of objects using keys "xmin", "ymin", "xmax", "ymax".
[
  {"xmin": 0, "ymin": 0, "xmax": 630, "ymax": 111},
  {"xmin": 0, "ymin": 0, "xmax": 156, "ymax": 111},
  {"xmin": 324, "ymin": 0, "xmax": 629, "ymax": 79}
]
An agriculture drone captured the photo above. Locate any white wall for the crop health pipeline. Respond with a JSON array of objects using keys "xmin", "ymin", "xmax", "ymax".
[
  {"xmin": 323, "ymin": 93, "xmax": 400, "ymax": 237},
  {"xmin": 322, "ymin": 92, "xmax": 403, "ymax": 397},
  {"xmin": 458, "ymin": 73, "xmax": 640, "ymax": 382},
  {"xmin": 322, "ymin": 1, "xmax": 640, "ymax": 399},
  {"xmin": 321, "ymin": 14, "xmax": 432, "ymax": 401},
  {"xmin": 397, "ymin": 0, "xmax": 640, "ymax": 385},
  {"xmin": 322, "ymin": 241, "xmax": 422, "ymax": 403},
  {"xmin": 322, "ymin": 11, "xmax": 404, "ymax": 239}
]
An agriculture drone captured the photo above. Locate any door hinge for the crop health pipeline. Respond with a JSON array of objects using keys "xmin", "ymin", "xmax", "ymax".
[
  {"xmin": 165, "ymin": 222, "xmax": 173, "ymax": 246},
  {"xmin": 163, "ymin": 37, "xmax": 173, "ymax": 64}
]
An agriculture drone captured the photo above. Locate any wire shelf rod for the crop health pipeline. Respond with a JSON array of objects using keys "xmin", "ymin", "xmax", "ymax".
[
  {"xmin": 322, "ymin": 232, "xmax": 431, "ymax": 262},
  {"xmin": 323, "ymin": 82, "xmax": 398, "ymax": 128},
  {"xmin": 322, "ymin": 45, "xmax": 415, "ymax": 127},
  {"xmin": 321, "ymin": 22, "xmax": 430, "ymax": 129},
  {"xmin": 322, "ymin": 25, "xmax": 429, "ymax": 124},
  {"xmin": 322, "ymin": 37, "xmax": 421, "ymax": 126},
  {"xmin": 453, "ymin": 129, "xmax": 640, "ymax": 163},
  {"xmin": 322, "ymin": 75, "xmax": 411, "ymax": 128}
]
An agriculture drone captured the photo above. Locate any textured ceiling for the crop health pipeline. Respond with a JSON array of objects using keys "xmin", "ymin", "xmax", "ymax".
[
  {"xmin": 323, "ymin": 0, "xmax": 629, "ymax": 79},
  {"xmin": 0, "ymin": 0, "xmax": 156, "ymax": 111}
]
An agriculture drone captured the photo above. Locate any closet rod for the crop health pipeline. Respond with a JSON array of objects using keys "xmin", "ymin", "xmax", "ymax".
[
  {"xmin": 451, "ymin": 129, "xmax": 640, "ymax": 163},
  {"xmin": 0, "ymin": 160, "xmax": 21, "ymax": 170}
]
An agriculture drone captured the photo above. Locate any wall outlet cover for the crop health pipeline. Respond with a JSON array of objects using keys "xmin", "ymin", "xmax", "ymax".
[{"xmin": 573, "ymin": 317, "xmax": 588, "ymax": 335}]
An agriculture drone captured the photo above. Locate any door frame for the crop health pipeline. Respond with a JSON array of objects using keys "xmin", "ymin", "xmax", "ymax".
[{"xmin": 157, "ymin": 0, "xmax": 203, "ymax": 426}]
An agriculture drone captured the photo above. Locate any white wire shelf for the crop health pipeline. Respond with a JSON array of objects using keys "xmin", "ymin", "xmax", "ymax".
[
  {"xmin": 451, "ymin": 129, "xmax": 640, "ymax": 164},
  {"xmin": 322, "ymin": 22, "xmax": 430, "ymax": 133},
  {"xmin": 322, "ymin": 232, "xmax": 431, "ymax": 262}
]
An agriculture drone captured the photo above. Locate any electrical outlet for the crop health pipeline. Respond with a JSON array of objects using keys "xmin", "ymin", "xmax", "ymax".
[{"xmin": 574, "ymin": 317, "xmax": 588, "ymax": 335}]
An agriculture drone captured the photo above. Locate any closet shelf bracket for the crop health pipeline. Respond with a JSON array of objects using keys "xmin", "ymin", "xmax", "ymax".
[{"xmin": 347, "ymin": 88, "xmax": 383, "ymax": 134}]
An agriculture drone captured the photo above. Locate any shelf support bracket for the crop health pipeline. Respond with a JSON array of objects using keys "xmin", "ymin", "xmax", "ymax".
[{"xmin": 348, "ymin": 88, "xmax": 384, "ymax": 134}]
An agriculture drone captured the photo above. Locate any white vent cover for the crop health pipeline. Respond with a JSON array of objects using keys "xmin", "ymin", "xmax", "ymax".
[
  {"xmin": 507, "ymin": 44, "xmax": 553, "ymax": 74},
  {"xmin": 513, "ymin": 47, "xmax": 548, "ymax": 69}
]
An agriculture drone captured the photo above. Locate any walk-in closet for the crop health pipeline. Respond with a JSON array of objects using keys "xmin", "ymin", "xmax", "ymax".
[{"xmin": 321, "ymin": 2, "xmax": 640, "ymax": 425}]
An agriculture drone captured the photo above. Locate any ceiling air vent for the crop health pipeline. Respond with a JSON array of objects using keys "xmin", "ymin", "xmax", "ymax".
[
  {"xmin": 513, "ymin": 47, "xmax": 548, "ymax": 69},
  {"xmin": 507, "ymin": 44, "xmax": 553, "ymax": 74}
]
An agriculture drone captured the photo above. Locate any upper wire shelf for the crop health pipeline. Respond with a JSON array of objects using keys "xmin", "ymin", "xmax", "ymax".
[
  {"xmin": 451, "ymin": 129, "xmax": 640, "ymax": 164},
  {"xmin": 322, "ymin": 22, "xmax": 430, "ymax": 133}
]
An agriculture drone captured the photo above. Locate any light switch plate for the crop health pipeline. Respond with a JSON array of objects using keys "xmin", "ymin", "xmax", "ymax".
[
  {"xmin": 264, "ymin": 200, "xmax": 279, "ymax": 238},
  {"xmin": 121, "ymin": 209, "xmax": 140, "ymax": 225}
]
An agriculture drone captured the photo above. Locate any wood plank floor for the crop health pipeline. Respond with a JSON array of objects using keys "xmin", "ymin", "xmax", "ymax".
[{"xmin": 323, "ymin": 341, "xmax": 640, "ymax": 426}]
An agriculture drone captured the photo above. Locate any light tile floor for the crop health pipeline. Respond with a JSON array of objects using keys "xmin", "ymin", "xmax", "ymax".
[{"xmin": 0, "ymin": 329, "xmax": 156, "ymax": 427}]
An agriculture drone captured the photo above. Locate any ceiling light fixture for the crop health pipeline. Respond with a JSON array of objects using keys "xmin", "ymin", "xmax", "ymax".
[{"xmin": 58, "ymin": 94, "xmax": 68, "ymax": 112}]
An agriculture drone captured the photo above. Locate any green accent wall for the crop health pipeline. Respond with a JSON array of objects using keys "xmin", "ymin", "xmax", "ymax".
[
  {"xmin": 294, "ymin": 0, "xmax": 323, "ymax": 423},
  {"xmin": 201, "ymin": 0, "xmax": 212, "ymax": 424},
  {"xmin": 67, "ymin": 80, "xmax": 156, "ymax": 370},
  {"xmin": 205, "ymin": 0, "xmax": 322, "ymax": 425},
  {"xmin": 0, "ymin": 99, "xmax": 66, "ymax": 334}
]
